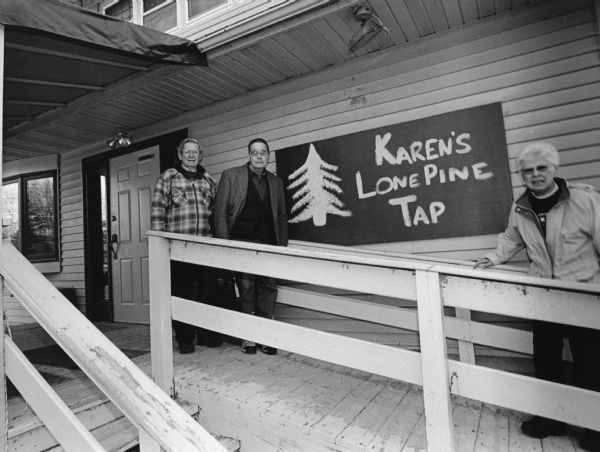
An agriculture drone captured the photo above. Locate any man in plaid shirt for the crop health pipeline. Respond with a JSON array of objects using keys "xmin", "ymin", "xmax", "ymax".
[{"xmin": 151, "ymin": 137, "xmax": 219, "ymax": 353}]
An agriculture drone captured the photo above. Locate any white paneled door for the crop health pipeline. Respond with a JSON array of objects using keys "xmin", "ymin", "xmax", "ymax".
[{"xmin": 109, "ymin": 147, "xmax": 160, "ymax": 323}]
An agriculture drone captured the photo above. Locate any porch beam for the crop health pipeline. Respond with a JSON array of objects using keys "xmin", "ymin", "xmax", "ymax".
[
  {"xmin": 4, "ymin": 100, "xmax": 66, "ymax": 107},
  {"xmin": 5, "ymin": 42, "xmax": 150, "ymax": 71},
  {"xmin": 5, "ymin": 76, "xmax": 104, "ymax": 91}
]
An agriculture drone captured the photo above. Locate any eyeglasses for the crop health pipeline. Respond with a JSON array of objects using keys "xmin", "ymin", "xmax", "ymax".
[
  {"xmin": 249, "ymin": 150, "xmax": 269, "ymax": 157},
  {"xmin": 521, "ymin": 165, "xmax": 551, "ymax": 176},
  {"xmin": 182, "ymin": 148, "xmax": 202, "ymax": 155}
]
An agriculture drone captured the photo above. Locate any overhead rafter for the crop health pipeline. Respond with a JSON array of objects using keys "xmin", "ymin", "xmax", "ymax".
[
  {"xmin": 5, "ymin": 77, "xmax": 104, "ymax": 91},
  {"xmin": 6, "ymin": 42, "xmax": 151, "ymax": 71}
]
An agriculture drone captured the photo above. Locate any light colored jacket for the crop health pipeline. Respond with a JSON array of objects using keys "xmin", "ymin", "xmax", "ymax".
[{"xmin": 485, "ymin": 178, "xmax": 600, "ymax": 283}]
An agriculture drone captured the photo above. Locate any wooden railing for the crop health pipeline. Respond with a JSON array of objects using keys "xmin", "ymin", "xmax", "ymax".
[
  {"xmin": 0, "ymin": 242, "xmax": 226, "ymax": 452},
  {"xmin": 149, "ymin": 230, "xmax": 600, "ymax": 451}
]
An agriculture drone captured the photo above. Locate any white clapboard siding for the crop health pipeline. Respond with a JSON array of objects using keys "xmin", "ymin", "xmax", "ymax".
[
  {"xmin": 191, "ymin": 6, "xmax": 598, "ymax": 353},
  {"xmin": 23, "ymin": 2, "xmax": 597, "ymax": 342}
]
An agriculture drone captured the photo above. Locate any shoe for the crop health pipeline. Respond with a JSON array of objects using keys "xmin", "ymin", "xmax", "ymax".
[
  {"xmin": 521, "ymin": 416, "xmax": 566, "ymax": 439},
  {"xmin": 241, "ymin": 340, "xmax": 257, "ymax": 354},
  {"xmin": 260, "ymin": 345, "xmax": 277, "ymax": 355},
  {"xmin": 178, "ymin": 342, "xmax": 195, "ymax": 354},
  {"xmin": 197, "ymin": 336, "xmax": 223, "ymax": 348},
  {"xmin": 580, "ymin": 429, "xmax": 600, "ymax": 452},
  {"xmin": 205, "ymin": 337, "xmax": 223, "ymax": 348}
]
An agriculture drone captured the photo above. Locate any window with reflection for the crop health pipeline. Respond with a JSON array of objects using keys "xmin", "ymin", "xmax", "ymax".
[
  {"xmin": 143, "ymin": 1, "xmax": 177, "ymax": 31},
  {"xmin": 2, "ymin": 172, "xmax": 58, "ymax": 262},
  {"xmin": 143, "ymin": 0, "xmax": 169, "ymax": 10},
  {"xmin": 105, "ymin": 0, "xmax": 133, "ymax": 21},
  {"xmin": 188, "ymin": 0, "xmax": 228, "ymax": 19},
  {"xmin": 2, "ymin": 181, "xmax": 20, "ymax": 250}
]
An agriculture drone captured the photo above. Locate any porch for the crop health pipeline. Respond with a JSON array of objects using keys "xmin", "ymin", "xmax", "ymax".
[{"xmin": 9, "ymin": 322, "xmax": 589, "ymax": 452}]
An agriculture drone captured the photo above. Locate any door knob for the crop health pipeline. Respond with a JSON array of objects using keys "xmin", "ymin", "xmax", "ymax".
[{"xmin": 110, "ymin": 234, "xmax": 119, "ymax": 259}]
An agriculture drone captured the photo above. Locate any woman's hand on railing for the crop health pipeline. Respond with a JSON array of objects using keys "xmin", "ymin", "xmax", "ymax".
[{"xmin": 473, "ymin": 257, "xmax": 494, "ymax": 269}]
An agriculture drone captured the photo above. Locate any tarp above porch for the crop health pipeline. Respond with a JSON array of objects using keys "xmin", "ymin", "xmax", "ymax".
[{"xmin": 0, "ymin": 0, "xmax": 206, "ymax": 151}]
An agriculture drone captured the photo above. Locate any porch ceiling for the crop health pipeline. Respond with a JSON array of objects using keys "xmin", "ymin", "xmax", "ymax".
[{"xmin": 3, "ymin": 0, "xmax": 548, "ymax": 161}]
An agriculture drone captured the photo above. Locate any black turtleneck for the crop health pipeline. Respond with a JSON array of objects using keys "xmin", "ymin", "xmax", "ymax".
[
  {"xmin": 176, "ymin": 162, "xmax": 206, "ymax": 180},
  {"xmin": 528, "ymin": 185, "xmax": 561, "ymax": 237}
]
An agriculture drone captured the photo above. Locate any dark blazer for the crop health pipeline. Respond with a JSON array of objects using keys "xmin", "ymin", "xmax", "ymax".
[{"xmin": 214, "ymin": 164, "xmax": 288, "ymax": 246}]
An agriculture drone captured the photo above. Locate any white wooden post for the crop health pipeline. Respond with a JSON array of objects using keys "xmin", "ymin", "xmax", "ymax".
[
  {"xmin": 0, "ymin": 23, "xmax": 6, "ymax": 452},
  {"xmin": 148, "ymin": 235, "xmax": 174, "ymax": 396},
  {"xmin": 416, "ymin": 270, "xmax": 455, "ymax": 452}
]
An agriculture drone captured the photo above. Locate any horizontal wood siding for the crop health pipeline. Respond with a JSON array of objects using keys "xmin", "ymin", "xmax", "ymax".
[
  {"xmin": 188, "ymin": 4, "xmax": 599, "ymax": 355},
  {"xmin": 30, "ymin": 1, "xmax": 597, "ymax": 350}
]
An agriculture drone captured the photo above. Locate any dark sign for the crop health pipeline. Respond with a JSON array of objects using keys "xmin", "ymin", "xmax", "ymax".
[{"xmin": 275, "ymin": 103, "xmax": 512, "ymax": 245}]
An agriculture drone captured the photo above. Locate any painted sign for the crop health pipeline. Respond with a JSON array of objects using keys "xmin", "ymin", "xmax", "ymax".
[{"xmin": 275, "ymin": 103, "xmax": 513, "ymax": 245}]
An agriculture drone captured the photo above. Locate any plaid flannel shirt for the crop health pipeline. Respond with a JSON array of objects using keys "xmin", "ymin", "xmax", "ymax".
[{"xmin": 151, "ymin": 168, "xmax": 217, "ymax": 236}]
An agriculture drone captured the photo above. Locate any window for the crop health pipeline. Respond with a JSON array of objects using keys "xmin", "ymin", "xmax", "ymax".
[
  {"xmin": 143, "ymin": 0, "xmax": 177, "ymax": 31},
  {"xmin": 188, "ymin": 0, "xmax": 228, "ymax": 20},
  {"xmin": 2, "ymin": 171, "xmax": 58, "ymax": 262},
  {"xmin": 104, "ymin": 0, "xmax": 133, "ymax": 20}
]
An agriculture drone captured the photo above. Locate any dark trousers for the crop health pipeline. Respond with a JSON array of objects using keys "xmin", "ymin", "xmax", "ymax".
[
  {"xmin": 171, "ymin": 261, "xmax": 221, "ymax": 345},
  {"xmin": 532, "ymin": 320, "xmax": 600, "ymax": 392},
  {"xmin": 235, "ymin": 272, "xmax": 277, "ymax": 320}
]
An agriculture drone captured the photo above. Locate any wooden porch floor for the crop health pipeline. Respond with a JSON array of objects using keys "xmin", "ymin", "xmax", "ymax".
[{"xmin": 10, "ymin": 322, "xmax": 591, "ymax": 452}]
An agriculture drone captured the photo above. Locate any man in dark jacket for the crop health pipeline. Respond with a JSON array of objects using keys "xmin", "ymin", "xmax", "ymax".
[{"xmin": 213, "ymin": 137, "xmax": 288, "ymax": 355}]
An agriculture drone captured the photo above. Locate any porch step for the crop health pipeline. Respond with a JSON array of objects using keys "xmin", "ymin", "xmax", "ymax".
[
  {"xmin": 43, "ymin": 399, "xmax": 240, "ymax": 452},
  {"xmin": 7, "ymin": 365, "xmax": 228, "ymax": 452}
]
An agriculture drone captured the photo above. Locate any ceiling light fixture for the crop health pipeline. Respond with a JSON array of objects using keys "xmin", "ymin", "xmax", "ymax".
[
  {"xmin": 107, "ymin": 131, "xmax": 131, "ymax": 149},
  {"xmin": 348, "ymin": 2, "xmax": 389, "ymax": 53}
]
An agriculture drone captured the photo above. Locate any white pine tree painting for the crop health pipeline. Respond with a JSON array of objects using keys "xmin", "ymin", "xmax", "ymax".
[{"xmin": 287, "ymin": 143, "xmax": 352, "ymax": 226}]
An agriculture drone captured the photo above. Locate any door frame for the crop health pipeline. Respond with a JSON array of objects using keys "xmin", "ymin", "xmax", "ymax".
[{"xmin": 83, "ymin": 129, "xmax": 187, "ymax": 322}]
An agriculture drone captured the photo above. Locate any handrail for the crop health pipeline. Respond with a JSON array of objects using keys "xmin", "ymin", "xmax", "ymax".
[
  {"xmin": 148, "ymin": 231, "xmax": 600, "ymax": 451},
  {"xmin": 152, "ymin": 231, "xmax": 600, "ymax": 293},
  {"xmin": 290, "ymin": 238, "xmax": 529, "ymax": 273},
  {"xmin": 0, "ymin": 243, "xmax": 226, "ymax": 452}
]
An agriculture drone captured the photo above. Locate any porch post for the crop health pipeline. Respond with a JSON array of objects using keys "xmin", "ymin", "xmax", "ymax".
[
  {"xmin": 0, "ymin": 23, "xmax": 7, "ymax": 452},
  {"xmin": 148, "ymin": 234, "xmax": 174, "ymax": 396},
  {"xmin": 416, "ymin": 269, "xmax": 455, "ymax": 452}
]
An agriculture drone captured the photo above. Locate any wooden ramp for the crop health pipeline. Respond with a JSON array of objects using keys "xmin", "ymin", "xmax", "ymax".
[
  {"xmin": 8, "ymin": 323, "xmax": 590, "ymax": 451},
  {"xmin": 172, "ymin": 343, "xmax": 589, "ymax": 452},
  {"xmin": 7, "ymin": 323, "xmax": 238, "ymax": 452}
]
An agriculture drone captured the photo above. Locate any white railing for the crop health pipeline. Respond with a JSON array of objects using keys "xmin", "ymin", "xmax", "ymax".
[
  {"xmin": 0, "ymin": 242, "xmax": 226, "ymax": 452},
  {"xmin": 148, "ymin": 231, "xmax": 600, "ymax": 452}
]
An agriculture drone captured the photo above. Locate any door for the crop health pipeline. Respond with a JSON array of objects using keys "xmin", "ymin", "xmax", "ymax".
[{"xmin": 109, "ymin": 147, "xmax": 160, "ymax": 323}]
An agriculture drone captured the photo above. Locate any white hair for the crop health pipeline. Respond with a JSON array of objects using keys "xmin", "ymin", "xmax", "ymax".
[{"xmin": 516, "ymin": 142, "xmax": 559, "ymax": 170}]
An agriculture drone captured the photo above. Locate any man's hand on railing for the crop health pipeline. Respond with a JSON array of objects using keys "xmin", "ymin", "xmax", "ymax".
[{"xmin": 473, "ymin": 257, "xmax": 494, "ymax": 269}]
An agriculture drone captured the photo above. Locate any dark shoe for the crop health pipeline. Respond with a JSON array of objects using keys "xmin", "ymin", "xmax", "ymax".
[
  {"xmin": 241, "ymin": 340, "xmax": 257, "ymax": 354},
  {"xmin": 205, "ymin": 337, "xmax": 223, "ymax": 348},
  {"xmin": 580, "ymin": 429, "xmax": 600, "ymax": 452},
  {"xmin": 178, "ymin": 342, "xmax": 195, "ymax": 354},
  {"xmin": 521, "ymin": 416, "xmax": 566, "ymax": 439},
  {"xmin": 260, "ymin": 345, "xmax": 277, "ymax": 355},
  {"xmin": 197, "ymin": 336, "xmax": 223, "ymax": 348}
]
